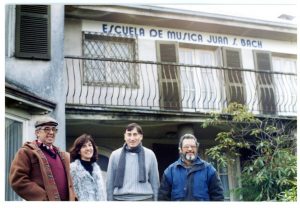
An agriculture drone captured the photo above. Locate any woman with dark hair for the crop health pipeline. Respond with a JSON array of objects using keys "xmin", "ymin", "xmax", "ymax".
[{"xmin": 69, "ymin": 134, "xmax": 106, "ymax": 201}]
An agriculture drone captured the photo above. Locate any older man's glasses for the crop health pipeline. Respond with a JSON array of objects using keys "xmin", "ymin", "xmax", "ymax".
[
  {"xmin": 182, "ymin": 145, "xmax": 197, "ymax": 150},
  {"xmin": 39, "ymin": 127, "xmax": 58, "ymax": 133}
]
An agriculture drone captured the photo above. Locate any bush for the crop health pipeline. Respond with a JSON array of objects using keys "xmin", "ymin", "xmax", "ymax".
[{"xmin": 203, "ymin": 103, "xmax": 297, "ymax": 201}]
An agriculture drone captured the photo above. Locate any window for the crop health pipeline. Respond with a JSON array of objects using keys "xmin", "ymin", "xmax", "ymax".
[
  {"xmin": 156, "ymin": 42, "xmax": 181, "ymax": 110},
  {"xmin": 272, "ymin": 56, "xmax": 296, "ymax": 73},
  {"xmin": 5, "ymin": 117, "xmax": 23, "ymax": 201},
  {"xmin": 179, "ymin": 48, "xmax": 218, "ymax": 110},
  {"xmin": 253, "ymin": 51, "xmax": 276, "ymax": 114},
  {"xmin": 207, "ymin": 158, "xmax": 231, "ymax": 201},
  {"xmin": 272, "ymin": 55, "xmax": 297, "ymax": 114},
  {"xmin": 179, "ymin": 48, "xmax": 196, "ymax": 108},
  {"xmin": 222, "ymin": 48, "xmax": 246, "ymax": 106},
  {"xmin": 15, "ymin": 5, "xmax": 51, "ymax": 60},
  {"xmin": 83, "ymin": 32, "xmax": 138, "ymax": 87}
]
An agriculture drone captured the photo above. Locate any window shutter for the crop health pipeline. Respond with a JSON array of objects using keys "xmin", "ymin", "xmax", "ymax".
[
  {"xmin": 255, "ymin": 52, "xmax": 272, "ymax": 71},
  {"xmin": 160, "ymin": 44, "xmax": 177, "ymax": 62},
  {"xmin": 222, "ymin": 48, "xmax": 245, "ymax": 105},
  {"xmin": 253, "ymin": 51, "xmax": 276, "ymax": 114},
  {"xmin": 15, "ymin": 5, "xmax": 51, "ymax": 60},
  {"xmin": 224, "ymin": 49, "xmax": 241, "ymax": 68},
  {"xmin": 157, "ymin": 42, "xmax": 181, "ymax": 110}
]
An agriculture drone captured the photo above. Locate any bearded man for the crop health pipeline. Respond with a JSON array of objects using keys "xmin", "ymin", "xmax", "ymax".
[{"xmin": 158, "ymin": 134, "xmax": 224, "ymax": 201}]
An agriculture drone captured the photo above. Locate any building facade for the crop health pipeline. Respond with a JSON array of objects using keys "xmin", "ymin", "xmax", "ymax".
[{"xmin": 5, "ymin": 5, "xmax": 297, "ymax": 201}]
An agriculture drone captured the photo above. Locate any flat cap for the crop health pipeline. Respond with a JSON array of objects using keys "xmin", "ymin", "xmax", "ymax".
[{"xmin": 35, "ymin": 115, "xmax": 58, "ymax": 128}]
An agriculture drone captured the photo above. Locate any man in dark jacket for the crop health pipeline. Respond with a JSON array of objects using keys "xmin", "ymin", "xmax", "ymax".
[{"xmin": 158, "ymin": 134, "xmax": 224, "ymax": 201}]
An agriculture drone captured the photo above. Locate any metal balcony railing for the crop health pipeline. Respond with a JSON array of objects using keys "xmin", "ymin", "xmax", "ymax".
[{"xmin": 65, "ymin": 56, "xmax": 297, "ymax": 116}]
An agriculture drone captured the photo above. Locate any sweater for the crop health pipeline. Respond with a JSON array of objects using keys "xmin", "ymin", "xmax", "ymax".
[
  {"xmin": 43, "ymin": 149, "xmax": 68, "ymax": 200},
  {"xmin": 106, "ymin": 146, "xmax": 160, "ymax": 201},
  {"xmin": 70, "ymin": 159, "xmax": 106, "ymax": 201}
]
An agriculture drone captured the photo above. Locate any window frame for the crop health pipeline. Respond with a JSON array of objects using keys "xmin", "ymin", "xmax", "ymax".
[
  {"xmin": 156, "ymin": 41, "xmax": 181, "ymax": 110},
  {"xmin": 82, "ymin": 32, "xmax": 139, "ymax": 88},
  {"xmin": 222, "ymin": 47, "xmax": 246, "ymax": 106},
  {"xmin": 178, "ymin": 46, "xmax": 219, "ymax": 110},
  {"xmin": 5, "ymin": 115, "xmax": 28, "ymax": 201},
  {"xmin": 253, "ymin": 50, "xmax": 276, "ymax": 114}
]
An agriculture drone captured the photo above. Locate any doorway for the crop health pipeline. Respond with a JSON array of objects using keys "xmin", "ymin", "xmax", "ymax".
[{"xmin": 152, "ymin": 143, "xmax": 179, "ymax": 179}]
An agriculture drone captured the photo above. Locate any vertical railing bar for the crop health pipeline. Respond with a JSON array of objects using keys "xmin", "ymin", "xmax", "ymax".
[
  {"xmin": 173, "ymin": 64, "xmax": 179, "ymax": 109},
  {"xmin": 233, "ymin": 68, "xmax": 241, "ymax": 104},
  {"xmin": 110, "ymin": 61, "xmax": 115, "ymax": 106},
  {"xmin": 145, "ymin": 63, "xmax": 151, "ymax": 108},
  {"xmin": 98, "ymin": 60, "xmax": 103, "ymax": 105},
  {"xmin": 71, "ymin": 58, "xmax": 76, "ymax": 104},
  {"xmin": 274, "ymin": 74, "xmax": 282, "ymax": 113},
  {"xmin": 195, "ymin": 66, "xmax": 202, "ymax": 110},
  {"xmin": 180, "ymin": 66, "xmax": 187, "ymax": 108},
  {"xmin": 257, "ymin": 72, "xmax": 264, "ymax": 113},
  {"xmin": 78, "ymin": 59, "xmax": 84, "ymax": 104},
  {"xmin": 128, "ymin": 61, "xmax": 134, "ymax": 107},
  {"xmin": 281, "ymin": 74, "xmax": 290, "ymax": 113},
  {"xmin": 103, "ymin": 61, "xmax": 109, "ymax": 105},
  {"xmin": 186, "ymin": 66, "xmax": 192, "ymax": 109},
  {"xmin": 271, "ymin": 74, "xmax": 279, "ymax": 113},
  {"xmin": 222, "ymin": 69, "xmax": 228, "ymax": 109},
  {"xmin": 202, "ymin": 67, "xmax": 209, "ymax": 110},
  {"xmin": 191, "ymin": 66, "xmax": 196, "ymax": 110},
  {"xmin": 134, "ymin": 62, "xmax": 140, "ymax": 107},
  {"xmin": 292, "ymin": 76, "xmax": 297, "ymax": 113},
  {"xmin": 247, "ymin": 71, "xmax": 255, "ymax": 112},
  {"xmin": 115, "ymin": 62, "xmax": 122, "ymax": 106},
  {"xmin": 206, "ymin": 67, "xmax": 214, "ymax": 110},
  {"xmin": 151, "ymin": 63, "xmax": 158, "ymax": 108},
  {"xmin": 160, "ymin": 63, "xmax": 166, "ymax": 109},
  {"xmin": 210, "ymin": 68, "xmax": 218, "ymax": 111},
  {"xmin": 65, "ymin": 59, "xmax": 70, "ymax": 101},
  {"xmin": 140, "ymin": 62, "xmax": 146, "ymax": 107},
  {"xmin": 120, "ymin": 62, "xmax": 128, "ymax": 107}
]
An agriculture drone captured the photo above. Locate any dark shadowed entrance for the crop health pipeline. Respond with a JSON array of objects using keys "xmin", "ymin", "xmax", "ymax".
[{"xmin": 152, "ymin": 143, "xmax": 179, "ymax": 179}]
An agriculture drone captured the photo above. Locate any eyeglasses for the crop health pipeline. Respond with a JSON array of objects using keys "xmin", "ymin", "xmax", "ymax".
[
  {"xmin": 39, "ymin": 127, "xmax": 58, "ymax": 133},
  {"xmin": 182, "ymin": 145, "xmax": 197, "ymax": 150}
]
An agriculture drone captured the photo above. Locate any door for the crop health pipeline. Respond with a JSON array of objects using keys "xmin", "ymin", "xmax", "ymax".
[
  {"xmin": 152, "ymin": 143, "xmax": 179, "ymax": 179},
  {"xmin": 156, "ymin": 42, "xmax": 181, "ymax": 110},
  {"xmin": 5, "ymin": 117, "xmax": 23, "ymax": 201},
  {"xmin": 222, "ymin": 48, "xmax": 246, "ymax": 105},
  {"xmin": 253, "ymin": 51, "xmax": 276, "ymax": 114}
]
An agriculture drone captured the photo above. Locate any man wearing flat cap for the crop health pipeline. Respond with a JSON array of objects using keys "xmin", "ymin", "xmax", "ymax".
[{"xmin": 9, "ymin": 115, "xmax": 76, "ymax": 201}]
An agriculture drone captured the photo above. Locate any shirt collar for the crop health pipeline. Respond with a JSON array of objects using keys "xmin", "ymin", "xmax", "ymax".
[{"xmin": 36, "ymin": 139, "xmax": 54, "ymax": 151}]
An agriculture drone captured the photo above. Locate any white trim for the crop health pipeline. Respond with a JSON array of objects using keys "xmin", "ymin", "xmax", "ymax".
[
  {"xmin": 5, "ymin": 114, "xmax": 29, "ymax": 144},
  {"xmin": 6, "ymin": 94, "xmax": 53, "ymax": 113}
]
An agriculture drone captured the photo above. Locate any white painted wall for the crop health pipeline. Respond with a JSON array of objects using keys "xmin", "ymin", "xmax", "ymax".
[{"xmin": 64, "ymin": 18, "xmax": 297, "ymax": 115}]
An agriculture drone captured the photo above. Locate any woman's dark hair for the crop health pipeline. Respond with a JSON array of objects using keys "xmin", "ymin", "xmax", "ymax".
[
  {"xmin": 125, "ymin": 123, "xmax": 143, "ymax": 135},
  {"xmin": 69, "ymin": 134, "xmax": 98, "ymax": 162}
]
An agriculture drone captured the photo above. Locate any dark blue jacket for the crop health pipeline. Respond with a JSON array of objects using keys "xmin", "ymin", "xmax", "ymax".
[{"xmin": 158, "ymin": 157, "xmax": 224, "ymax": 201}]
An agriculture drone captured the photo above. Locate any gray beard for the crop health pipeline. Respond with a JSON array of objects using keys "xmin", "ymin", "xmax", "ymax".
[{"xmin": 181, "ymin": 152, "xmax": 197, "ymax": 162}]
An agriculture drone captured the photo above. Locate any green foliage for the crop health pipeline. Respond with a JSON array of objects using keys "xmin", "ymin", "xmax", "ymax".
[
  {"xmin": 203, "ymin": 102, "xmax": 297, "ymax": 201},
  {"xmin": 277, "ymin": 184, "xmax": 297, "ymax": 201}
]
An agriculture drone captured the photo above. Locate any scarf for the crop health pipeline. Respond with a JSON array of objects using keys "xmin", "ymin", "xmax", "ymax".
[
  {"xmin": 113, "ymin": 143, "xmax": 146, "ymax": 188},
  {"xmin": 37, "ymin": 140, "xmax": 57, "ymax": 159}
]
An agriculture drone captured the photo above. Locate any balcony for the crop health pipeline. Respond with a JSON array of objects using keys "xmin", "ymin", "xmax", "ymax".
[{"xmin": 65, "ymin": 56, "xmax": 297, "ymax": 117}]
